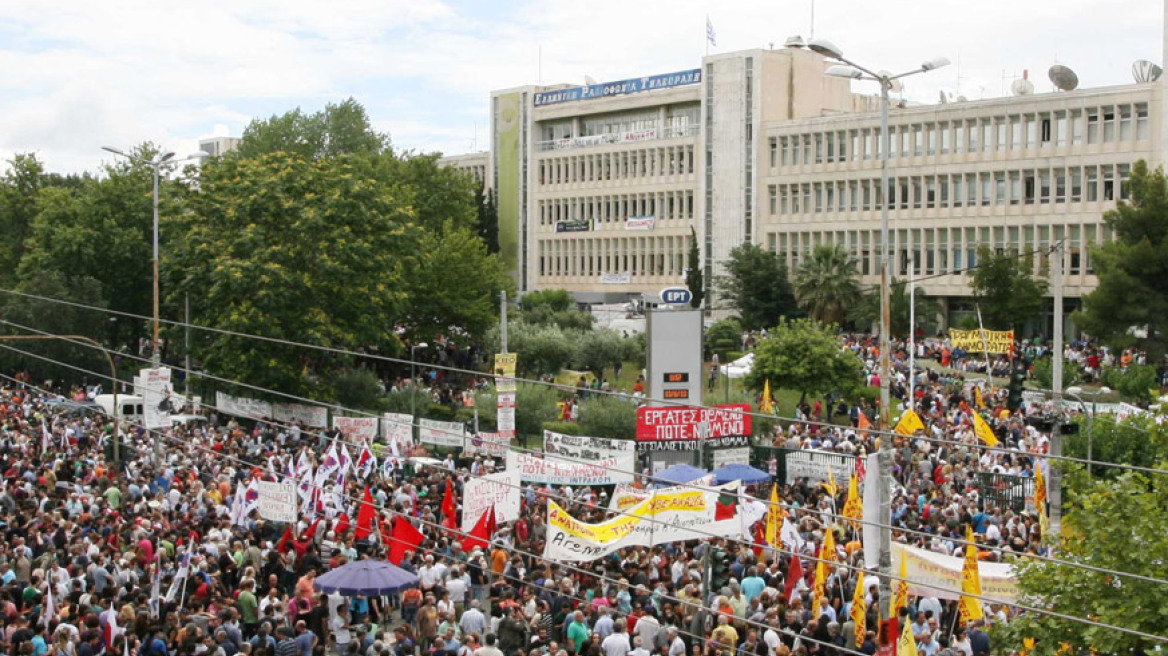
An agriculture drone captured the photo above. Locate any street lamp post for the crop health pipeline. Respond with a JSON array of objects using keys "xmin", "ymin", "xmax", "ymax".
[
  {"xmin": 101, "ymin": 147, "xmax": 208, "ymax": 367},
  {"xmin": 1066, "ymin": 385, "xmax": 1112, "ymax": 477},
  {"xmin": 811, "ymin": 38, "xmax": 949, "ymax": 632}
]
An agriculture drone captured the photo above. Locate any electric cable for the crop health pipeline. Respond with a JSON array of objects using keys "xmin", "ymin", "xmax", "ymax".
[{"xmin": 4, "ymin": 333, "xmax": 1167, "ymax": 590}]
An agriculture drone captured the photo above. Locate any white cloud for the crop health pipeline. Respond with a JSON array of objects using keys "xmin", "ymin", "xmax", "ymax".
[{"xmin": 0, "ymin": 0, "xmax": 1163, "ymax": 174}]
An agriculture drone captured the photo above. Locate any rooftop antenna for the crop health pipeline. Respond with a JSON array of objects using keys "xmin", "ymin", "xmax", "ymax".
[
  {"xmin": 809, "ymin": 0, "xmax": 815, "ymax": 40},
  {"xmin": 1000, "ymin": 70, "xmax": 1019, "ymax": 96},
  {"xmin": 1011, "ymin": 70, "xmax": 1034, "ymax": 96},
  {"xmin": 538, "ymin": 45, "xmax": 542, "ymax": 85}
]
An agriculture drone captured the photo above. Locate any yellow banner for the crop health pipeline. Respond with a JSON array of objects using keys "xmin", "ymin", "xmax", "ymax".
[
  {"xmin": 949, "ymin": 328, "xmax": 1014, "ymax": 355},
  {"xmin": 494, "ymin": 353, "xmax": 517, "ymax": 392}
]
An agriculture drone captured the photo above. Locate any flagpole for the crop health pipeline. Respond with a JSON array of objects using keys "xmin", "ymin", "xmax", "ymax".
[
  {"xmin": 705, "ymin": 15, "xmax": 709, "ymax": 57},
  {"xmin": 975, "ymin": 304, "xmax": 992, "ymax": 389}
]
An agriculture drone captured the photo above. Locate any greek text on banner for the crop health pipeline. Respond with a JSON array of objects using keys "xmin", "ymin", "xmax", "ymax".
[{"xmin": 948, "ymin": 328, "xmax": 1015, "ymax": 355}]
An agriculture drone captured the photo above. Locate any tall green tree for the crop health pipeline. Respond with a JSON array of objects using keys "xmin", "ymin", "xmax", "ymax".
[
  {"xmin": 793, "ymin": 244, "xmax": 861, "ymax": 324},
  {"xmin": 377, "ymin": 153, "xmax": 478, "ymax": 233},
  {"xmin": 850, "ymin": 277, "xmax": 941, "ymax": 338},
  {"xmin": 968, "ymin": 245, "xmax": 1048, "ymax": 331},
  {"xmin": 717, "ymin": 243, "xmax": 799, "ymax": 330},
  {"xmin": 484, "ymin": 321, "xmax": 575, "ymax": 378},
  {"xmin": 573, "ymin": 329, "xmax": 626, "ymax": 379},
  {"xmin": 744, "ymin": 318, "xmax": 862, "ymax": 403},
  {"xmin": 236, "ymin": 98, "xmax": 390, "ymax": 160},
  {"xmin": 705, "ymin": 318, "xmax": 742, "ymax": 361},
  {"xmin": 475, "ymin": 186, "xmax": 500, "ymax": 254},
  {"xmin": 398, "ymin": 224, "xmax": 510, "ymax": 344},
  {"xmin": 994, "ymin": 460, "xmax": 1168, "ymax": 653},
  {"xmin": 0, "ymin": 154, "xmax": 84, "ymax": 286},
  {"xmin": 167, "ymin": 151, "xmax": 419, "ymax": 397},
  {"xmin": 686, "ymin": 227, "xmax": 704, "ymax": 309},
  {"xmin": 1079, "ymin": 160, "xmax": 1168, "ymax": 356},
  {"xmin": 16, "ymin": 145, "xmax": 167, "ymax": 350}
]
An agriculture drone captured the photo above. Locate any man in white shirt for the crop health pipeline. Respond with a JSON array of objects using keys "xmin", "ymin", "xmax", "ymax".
[
  {"xmin": 666, "ymin": 627, "xmax": 686, "ymax": 656},
  {"xmin": 459, "ymin": 600, "xmax": 487, "ymax": 637},
  {"xmin": 600, "ymin": 619, "xmax": 630, "ymax": 656}
]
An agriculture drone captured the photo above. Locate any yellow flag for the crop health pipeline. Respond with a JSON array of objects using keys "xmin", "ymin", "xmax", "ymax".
[
  {"xmin": 765, "ymin": 483, "xmax": 781, "ymax": 548},
  {"xmin": 811, "ymin": 528, "xmax": 836, "ymax": 616},
  {"xmin": 842, "ymin": 473, "xmax": 863, "ymax": 528},
  {"xmin": 1034, "ymin": 462, "xmax": 1049, "ymax": 534},
  {"xmin": 894, "ymin": 409, "xmax": 925, "ymax": 436},
  {"xmin": 958, "ymin": 527, "xmax": 985, "ymax": 625},
  {"xmin": 760, "ymin": 379, "xmax": 774, "ymax": 414},
  {"xmin": 822, "ymin": 468, "xmax": 838, "ymax": 498},
  {"xmin": 972, "ymin": 412, "xmax": 1000, "ymax": 447},
  {"xmin": 974, "ymin": 385, "xmax": 986, "ymax": 409},
  {"xmin": 898, "ymin": 617, "xmax": 919, "ymax": 656},
  {"xmin": 851, "ymin": 571, "xmax": 866, "ymax": 648},
  {"xmin": 892, "ymin": 550, "xmax": 909, "ymax": 618}
]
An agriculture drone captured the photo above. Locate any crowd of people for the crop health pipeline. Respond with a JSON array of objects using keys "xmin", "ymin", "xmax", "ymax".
[{"xmin": 0, "ymin": 344, "xmax": 1075, "ymax": 656}]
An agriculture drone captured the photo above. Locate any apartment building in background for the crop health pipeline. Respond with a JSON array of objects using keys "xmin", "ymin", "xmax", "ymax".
[{"xmin": 442, "ymin": 40, "xmax": 1167, "ymax": 333}]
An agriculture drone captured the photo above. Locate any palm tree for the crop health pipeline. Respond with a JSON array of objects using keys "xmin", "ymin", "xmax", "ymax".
[{"xmin": 793, "ymin": 244, "xmax": 861, "ymax": 324}]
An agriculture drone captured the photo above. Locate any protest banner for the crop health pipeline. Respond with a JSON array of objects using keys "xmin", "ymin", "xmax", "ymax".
[
  {"xmin": 636, "ymin": 404, "xmax": 751, "ymax": 442},
  {"xmin": 893, "ymin": 543, "xmax": 1018, "ymax": 604},
  {"xmin": 948, "ymin": 328, "xmax": 1015, "ymax": 355},
  {"xmin": 784, "ymin": 449, "xmax": 856, "ymax": 486},
  {"xmin": 420, "ymin": 418, "xmax": 466, "ymax": 448},
  {"xmin": 461, "ymin": 469, "xmax": 521, "ymax": 531},
  {"xmin": 273, "ymin": 403, "xmax": 328, "ymax": 428},
  {"xmin": 381, "ymin": 413, "xmax": 414, "ymax": 450},
  {"xmin": 494, "ymin": 353, "xmax": 517, "ymax": 393},
  {"xmin": 256, "ymin": 481, "xmax": 298, "ymax": 523},
  {"xmin": 543, "ymin": 431, "xmax": 636, "ymax": 460},
  {"xmin": 544, "ymin": 482, "xmax": 745, "ymax": 562},
  {"xmin": 141, "ymin": 367, "xmax": 172, "ymax": 429},
  {"xmin": 215, "ymin": 391, "xmax": 273, "ymax": 420},
  {"xmin": 465, "ymin": 432, "xmax": 510, "ymax": 458},
  {"xmin": 506, "ymin": 450, "xmax": 634, "ymax": 485},
  {"xmin": 333, "ymin": 416, "xmax": 378, "ymax": 441}
]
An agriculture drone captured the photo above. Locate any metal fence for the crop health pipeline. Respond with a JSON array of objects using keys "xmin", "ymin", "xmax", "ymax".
[{"xmin": 975, "ymin": 472, "xmax": 1035, "ymax": 513}]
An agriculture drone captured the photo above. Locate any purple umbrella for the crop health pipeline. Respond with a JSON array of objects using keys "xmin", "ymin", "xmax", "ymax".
[{"xmin": 313, "ymin": 559, "xmax": 419, "ymax": 596}]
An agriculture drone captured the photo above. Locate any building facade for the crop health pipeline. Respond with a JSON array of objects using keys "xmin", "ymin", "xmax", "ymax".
[{"xmin": 444, "ymin": 43, "xmax": 1165, "ymax": 329}]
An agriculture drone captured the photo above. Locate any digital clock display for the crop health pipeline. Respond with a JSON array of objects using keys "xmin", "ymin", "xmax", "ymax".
[
  {"xmin": 663, "ymin": 372, "xmax": 690, "ymax": 383},
  {"xmin": 663, "ymin": 389, "xmax": 690, "ymax": 399}
]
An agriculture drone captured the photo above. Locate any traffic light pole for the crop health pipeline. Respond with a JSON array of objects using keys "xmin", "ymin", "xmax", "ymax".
[{"xmin": 1049, "ymin": 241, "xmax": 1064, "ymax": 536}]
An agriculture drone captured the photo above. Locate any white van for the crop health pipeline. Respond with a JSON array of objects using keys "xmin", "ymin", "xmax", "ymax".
[{"xmin": 94, "ymin": 394, "xmax": 145, "ymax": 423}]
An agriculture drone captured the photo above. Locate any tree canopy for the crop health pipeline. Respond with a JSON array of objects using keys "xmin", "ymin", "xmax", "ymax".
[
  {"xmin": 744, "ymin": 317, "xmax": 862, "ymax": 401},
  {"xmin": 1079, "ymin": 160, "xmax": 1168, "ymax": 357},
  {"xmin": 793, "ymin": 244, "xmax": 861, "ymax": 324},
  {"xmin": 849, "ymin": 277, "xmax": 941, "ymax": 339},
  {"xmin": 717, "ymin": 243, "xmax": 799, "ymax": 331},
  {"xmin": 236, "ymin": 98, "xmax": 390, "ymax": 161},
  {"xmin": 968, "ymin": 245, "xmax": 1048, "ymax": 331}
]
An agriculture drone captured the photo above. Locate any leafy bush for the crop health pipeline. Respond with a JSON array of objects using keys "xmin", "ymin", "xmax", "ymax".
[
  {"xmin": 1101, "ymin": 364, "xmax": 1159, "ymax": 404},
  {"xmin": 1032, "ymin": 357, "xmax": 1081, "ymax": 390},
  {"xmin": 706, "ymin": 318, "xmax": 742, "ymax": 361},
  {"xmin": 577, "ymin": 395, "xmax": 638, "ymax": 440},
  {"xmin": 333, "ymin": 368, "xmax": 383, "ymax": 411}
]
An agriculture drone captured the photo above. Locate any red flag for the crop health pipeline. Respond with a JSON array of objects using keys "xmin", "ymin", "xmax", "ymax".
[
  {"xmin": 276, "ymin": 526, "xmax": 294, "ymax": 553},
  {"xmin": 387, "ymin": 516, "xmax": 425, "ymax": 565},
  {"xmin": 303, "ymin": 517, "xmax": 322, "ymax": 540},
  {"xmin": 441, "ymin": 477, "xmax": 457, "ymax": 528},
  {"xmin": 460, "ymin": 506, "xmax": 495, "ymax": 553},
  {"xmin": 783, "ymin": 554, "xmax": 804, "ymax": 604},
  {"xmin": 751, "ymin": 521, "xmax": 765, "ymax": 558},
  {"xmin": 335, "ymin": 513, "xmax": 351, "ymax": 537},
  {"xmin": 355, "ymin": 488, "xmax": 376, "ymax": 540}
]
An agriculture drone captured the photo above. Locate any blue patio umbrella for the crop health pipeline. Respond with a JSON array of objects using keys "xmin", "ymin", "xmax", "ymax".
[
  {"xmin": 313, "ymin": 558, "xmax": 419, "ymax": 596},
  {"xmin": 653, "ymin": 464, "xmax": 708, "ymax": 487},
  {"xmin": 711, "ymin": 463, "xmax": 771, "ymax": 484}
]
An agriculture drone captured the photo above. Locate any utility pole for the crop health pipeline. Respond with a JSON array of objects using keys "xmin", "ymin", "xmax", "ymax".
[
  {"xmin": 1049, "ymin": 241, "xmax": 1065, "ymax": 535},
  {"xmin": 500, "ymin": 291, "xmax": 509, "ymax": 353}
]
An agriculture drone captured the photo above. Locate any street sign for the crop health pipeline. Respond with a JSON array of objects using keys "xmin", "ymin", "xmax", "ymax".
[{"xmin": 659, "ymin": 287, "xmax": 693, "ymax": 305}]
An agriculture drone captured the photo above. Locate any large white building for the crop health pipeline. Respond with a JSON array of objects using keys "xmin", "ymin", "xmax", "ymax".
[{"xmin": 443, "ymin": 40, "xmax": 1166, "ymax": 332}]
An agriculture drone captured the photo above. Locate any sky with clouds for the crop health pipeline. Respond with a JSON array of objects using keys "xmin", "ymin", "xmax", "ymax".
[{"xmin": 1, "ymin": 0, "xmax": 1163, "ymax": 175}]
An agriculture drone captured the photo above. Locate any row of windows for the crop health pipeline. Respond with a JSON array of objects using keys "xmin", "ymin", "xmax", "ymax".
[
  {"xmin": 538, "ymin": 235, "xmax": 691, "ymax": 278},
  {"xmin": 768, "ymin": 163, "xmax": 1133, "ymax": 216},
  {"xmin": 769, "ymin": 102, "xmax": 1150, "ymax": 167},
  {"xmin": 538, "ymin": 191, "xmax": 695, "ymax": 226},
  {"xmin": 537, "ymin": 145, "xmax": 697, "ymax": 185},
  {"xmin": 769, "ymin": 223, "xmax": 1106, "ymax": 279}
]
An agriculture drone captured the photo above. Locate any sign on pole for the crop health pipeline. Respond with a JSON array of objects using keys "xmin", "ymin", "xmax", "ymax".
[{"xmin": 141, "ymin": 367, "xmax": 172, "ymax": 429}]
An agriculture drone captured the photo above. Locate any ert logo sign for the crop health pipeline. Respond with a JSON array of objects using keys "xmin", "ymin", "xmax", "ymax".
[{"xmin": 659, "ymin": 287, "xmax": 693, "ymax": 305}]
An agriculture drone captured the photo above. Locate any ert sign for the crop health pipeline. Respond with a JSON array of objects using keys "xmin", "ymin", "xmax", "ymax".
[{"xmin": 659, "ymin": 287, "xmax": 693, "ymax": 305}]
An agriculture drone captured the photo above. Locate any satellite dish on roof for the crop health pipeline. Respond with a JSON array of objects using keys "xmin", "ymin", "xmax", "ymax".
[
  {"xmin": 1048, "ymin": 64, "xmax": 1079, "ymax": 91},
  {"xmin": 1132, "ymin": 60, "xmax": 1163, "ymax": 83},
  {"xmin": 584, "ymin": 75, "xmax": 598, "ymax": 85},
  {"xmin": 784, "ymin": 35, "xmax": 806, "ymax": 49},
  {"xmin": 1011, "ymin": 78, "xmax": 1034, "ymax": 96}
]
